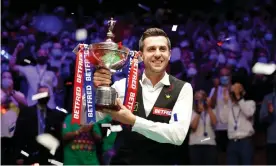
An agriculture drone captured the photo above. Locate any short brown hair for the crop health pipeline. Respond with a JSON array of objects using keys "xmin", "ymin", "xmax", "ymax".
[{"xmin": 139, "ymin": 28, "xmax": 171, "ymax": 51}]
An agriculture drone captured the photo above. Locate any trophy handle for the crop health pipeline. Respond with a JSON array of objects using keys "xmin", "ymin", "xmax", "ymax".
[{"xmin": 129, "ymin": 50, "xmax": 143, "ymax": 63}]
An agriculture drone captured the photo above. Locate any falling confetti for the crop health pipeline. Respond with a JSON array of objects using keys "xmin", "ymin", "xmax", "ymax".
[
  {"xmin": 24, "ymin": 59, "xmax": 31, "ymax": 64},
  {"xmin": 36, "ymin": 134, "xmax": 60, "ymax": 155},
  {"xmin": 75, "ymin": 28, "xmax": 88, "ymax": 41},
  {"xmin": 201, "ymin": 137, "xmax": 211, "ymax": 142},
  {"xmin": 252, "ymin": 62, "xmax": 276, "ymax": 75},
  {"xmin": 48, "ymin": 159, "xmax": 63, "ymax": 166},
  {"xmin": 1, "ymin": 49, "xmax": 11, "ymax": 60},
  {"xmin": 107, "ymin": 129, "xmax": 111, "ymax": 137},
  {"xmin": 21, "ymin": 150, "xmax": 29, "ymax": 157},
  {"xmin": 101, "ymin": 123, "xmax": 112, "ymax": 127},
  {"xmin": 217, "ymin": 37, "xmax": 232, "ymax": 47},
  {"xmin": 138, "ymin": 3, "xmax": 151, "ymax": 11},
  {"xmin": 32, "ymin": 92, "xmax": 49, "ymax": 101},
  {"xmin": 56, "ymin": 106, "xmax": 68, "ymax": 114},
  {"xmin": 172, "ymin": 25, "xmax": 178, "ymax": 31},
  {"xmin": 110, "ymin": 125, "xmax": 123, "ymax": 132}
]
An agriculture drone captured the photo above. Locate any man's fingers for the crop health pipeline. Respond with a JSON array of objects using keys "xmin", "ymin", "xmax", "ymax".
[
  {"xmin": 116, "ymin": 98, "xmax": 126, "ymax": 109},
  {"xmin": 94, "ymin": 72, "xmax": 111, "ymax": 79},
  {"xmin": 102, "ymin": 109, "xmax": 115, "ymax": 114},
  {"xmin": 93, "ymin": 68, "xmax": 112, "ymax": 86},
  {"xmin": 94, "ymin": 76, "xmax": 111, "ymax": 82},
  {"xmin": 93, "ymin": 69, "xmax": 112, "ymax": 87},
  {"xmin": 97, "ymin": 68, "xmax": 112, "ymax": 75},
  {"xmin": 94, "ymin": 80, "xmax": 111, "ymax": 87}
]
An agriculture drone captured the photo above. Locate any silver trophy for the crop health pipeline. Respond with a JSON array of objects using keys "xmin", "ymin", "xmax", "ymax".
[{"xmin": 89, "ymin": 18, "xmax": 130, "ymax": 110}]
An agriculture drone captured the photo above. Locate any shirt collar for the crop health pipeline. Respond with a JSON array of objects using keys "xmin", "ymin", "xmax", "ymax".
[{"xmin": 141, "ymin": 71, "xmax": 170, "ymax": 86}]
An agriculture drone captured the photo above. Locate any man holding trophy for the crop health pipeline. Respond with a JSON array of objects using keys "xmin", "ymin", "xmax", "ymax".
[{"xmin": 72, "ymin": 18, "xmax": 193, "ymax": 164}]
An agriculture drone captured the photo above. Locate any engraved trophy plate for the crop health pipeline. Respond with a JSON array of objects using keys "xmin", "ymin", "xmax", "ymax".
[{"xmin": 88, "ymin": 18, "xmax": 130, "ymax": 110}]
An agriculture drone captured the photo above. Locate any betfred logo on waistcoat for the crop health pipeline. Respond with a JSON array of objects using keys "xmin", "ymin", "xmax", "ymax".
[{"xmin": 153, "ymin": 107, "xmax": 172, "ymax": 116}]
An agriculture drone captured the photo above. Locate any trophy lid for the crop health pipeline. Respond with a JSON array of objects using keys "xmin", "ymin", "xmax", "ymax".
[
  {"xmin": 88, "ymin": 18, "xmax": 130, "ymax": 71},
  {"xmin": 106, "ymin": 17, "xmax": 116, "ymax": 41},
  {"xmin": 90, "ymin": 17, "xmax": 129, "ymax": 52}
]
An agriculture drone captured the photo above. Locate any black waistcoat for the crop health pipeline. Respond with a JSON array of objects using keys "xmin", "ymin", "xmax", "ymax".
[{"xmin": 111, "ymin": 75, "xmax": 186, "ymax": 165}]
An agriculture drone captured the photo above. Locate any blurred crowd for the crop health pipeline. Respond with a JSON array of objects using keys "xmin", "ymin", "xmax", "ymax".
[{"xmin": 1, "ymin": 0, "xmax": 276, "ymax": 165}]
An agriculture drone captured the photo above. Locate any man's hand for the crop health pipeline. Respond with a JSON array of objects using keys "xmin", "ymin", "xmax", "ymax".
[
  {"xmin": 16, "ymin": 42, "xmax": 24, "ymax": 52},
  {"xmin": 80, "ymin": 124, "xmax": 93, "ymax": 132},
  {"xmin": 76, "ymin": 124, "xmax": 93, "ymax": 135},
  {"xmin": 102, "ymin": 98, "xmax": 136, "ymax": 125},
  {"xmin": 93, "ymin": 68, "xmax": 112, "ymax": 87}
]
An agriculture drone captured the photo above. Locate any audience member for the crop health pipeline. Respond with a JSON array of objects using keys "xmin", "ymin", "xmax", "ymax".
[
  {"xmin": 260, "ymin": 89, "xmax": 276, "ymax": 165},
  {"xmin": 10, "ymin": 46, "xmax": 58, "ymax": 109},
  {"xmin": 13, "ymin": 86, "xmax": 65, "ymax": 165},
  {"xmin": 189, "ymin": 90, "xmax": 217, "ymax": 165}
]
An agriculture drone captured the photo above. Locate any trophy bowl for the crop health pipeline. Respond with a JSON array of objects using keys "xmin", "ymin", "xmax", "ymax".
[
  {"xmin": 89, "ymin": 41, "xmax": 130, "ymax": 111},
  {"xmin": 89, "ymin": 41, "xmax": 130, "ymax": 71}
]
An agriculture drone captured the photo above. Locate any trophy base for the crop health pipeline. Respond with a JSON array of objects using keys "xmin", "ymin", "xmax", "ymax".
[
  {"xmin": 96, "ymin": 104, "xmax": 119, "ymax": 111},
  {"xmin": 95, "ymin": 86, "xmax": 118, "ymax": 111}
]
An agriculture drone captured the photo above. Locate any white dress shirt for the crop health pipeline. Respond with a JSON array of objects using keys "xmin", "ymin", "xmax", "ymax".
[
  {"xmin": 96, "ymin": 72, "xmax": 193, "ymax": 145},
  {"xmin": 226, "ymin": 99, "xmax": 256, "ymax": 139},
  {"xmin": 189, "ymin": 110, "xmax": 216, "ymax": 145}
]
